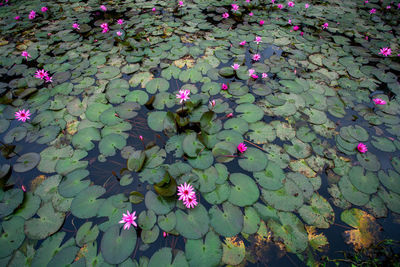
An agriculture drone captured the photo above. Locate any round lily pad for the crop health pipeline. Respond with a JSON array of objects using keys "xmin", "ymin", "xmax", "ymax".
[
  {"xmin": 148, "ymin": 248, "xmax": 188, "ymax": 267},
  {"xmin": 222, "ymin": 236, "xmax": 245, "ymax": 265},
  {"xmin": 76, "ymin": 222, "xmax": 99, "ymax": 247},
  {"xmin": 70, "ymin": 185, "xmax": 105, "ymax": 219},
  {"xmin": 254, "ymin": 161, "xmax": 285, "ymax": 190},
  {"xmin": 261, "ymin": 179, "xmax": 304, "ymax": 212},
  {"xmin": 145, "ymin": 190, "xmax": 175, "ymax": 215},
  {"xmin": 175, "ymin": 204, "xmax": 210, "ymax": 239},
  {"xmin": 357, "ymin": 152, "xmax": 381, "ymax": 171},
  {"xmin": 148, "ymin": 111, "xmax": 167, "ymax": 132},
  {"xmin": 212, "ymin": 141, "xmax": 236, "ymax": 163},
  {"xmin": 0, "ymin": 216, "xmax": 25, "ymax": 258},
  {"xmin": 71, "ymin": 127, "xmax": 101, "ymax": 151},
  {"xmin": 238, "ymin": 147, "xmax": 268, "ymax": 172},
  {"xmin": 209, "ymin": 202, "xmax": 243, "ymax": 237},
  {"xmin": 224, "ymin": 118, "xmax": 249, "ymax": 135},
  {"xmin": 188, "ymin": 150, "xmax": 214, "ymax": 170},
  {"xmin": 203, "ymin": 182, "xmax": 230, "ymax": 205},
  {"xmin": 242, "ymin": 206, "xmax": 261, "ymax": 235},
  {"xmin": 185, "ymin": 230, "xmax": 222, "ymax": 267},
  {"xmin": 157, "ymin": 212, "xmax": 176, "ymax": 232},
  {"xmin": 349, "ymin": 166, "xmax": 379, "ymax": 194},
  {"xmin": 298, "ymin": 194, "xmax": 334, "ymax": 229},
  {"xmin": 338, "ymin": 175, "xmax": 370, "ymax": 206},
  {"xmin": 228, "ymin": 173, "xmax": 259, "ymax": 207},
  {"xmin": 378, "ymin": 170, "xmax": 400, "ymax": 194},
  {"xmin": 235, "ymin": 104, "xmax": 264, "ymax": 123},
  {"xmin": 145, "ymin": 78, "xmax": 169, "ymax": 94},
  {"xmin": 0, "ymin": 188, "xmax": 24, "ymax": 218},
  {"xmin": 99, "ymin": 133, "xmax": 127, "ymax": 157},
  {"xmin": 138, "ymin": 210, "xmax": 156, "ymax": 230}
]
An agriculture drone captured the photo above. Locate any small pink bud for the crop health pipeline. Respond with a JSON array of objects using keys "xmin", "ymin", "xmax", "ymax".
[
  {"xmin": 226, "ymin": 113, "xmax": 233, "ymax": 118},
  {"xmin": 22, "ymin": 185, "xmax": 26, "ymax": 192},
  {"xmin": 139, "ymin": 136, "xmax": 143, "ymax": 141}
]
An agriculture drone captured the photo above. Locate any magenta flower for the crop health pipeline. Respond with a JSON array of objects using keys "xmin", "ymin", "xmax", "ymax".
[
  {"xmin": 237, "ymin": 143, "xmax": 247, "ymax": 153},
  {"xmin": 100, "ymin": 23, "xmax": 109, "ymax": 33},
  {"xmin": 226, "ymin": 113, "xmax": 233, "ymax": 118},
  {"xmin": 249, "ymin": 12, "xmax": 253, "ymax": 16},
  {"xmin": 100, "ymin": 5, "xmax": 107, "ymax": 11},
  {"xmin": 117, "ymin": 19, "xmax": 124, "ymax": 25},
  {"xmin": 372, "ymin": 98, "xmax": 387, "ymax": 105},
  {"xmin": 254, "ymin": 36, "xmax": 262, "ymax": 44},
  {"xmin": 231, "ymin": 4, "xmax": 239, "ymax": 11},
  {"xmin": 178, "ymin": 1, "xmax": 184, "ymax": 7},
  {"xmin": 177, "ymin": 182, "xmax": 196, "ymax": 201},
  {"xmin": 176, "ymin": 89, "xmax": 190, "ymax": 103},
  {"xmin": 277, "ymin": 4, "xmax": 283, "ymax": 9},
  {"xmin": 293, "ymin": 25, "xmax": 299, "ymax": 31},
  {"xmin": 221, "ymin": 83, "xmax": 228, "ymax": 90},
  {"xmin": 386, "ymin": 5, "xmax": 391, "ymax": 9},
  {"xmin": 357, "ymin": 143, "xmax": 368, "ymax": 153},
  {"xmin": 259, "ymin": 20, "xmax": 265, "ymax": 25},
  {"xmin": 72, "ymin": 23, "xmax": 80, "ymax": 30},
  {"xmin": 322, "ymin": 23, "xmax": 329, "ymax": 29},
  {"xmin": 119, "ymin": 210, "xmax": 137, "ymax": 230},
  {"xmin": 116, "ymin": 31, "xmax": 122, "ymax": 36},
  {"xmin": 209, "ymin": 100, "xmax": 216, "ymax": 108},
  {"xmin": 183, "ymin": 196, "xmax": 198, "ymax": 209},
  {"xmin": 271, "ymin": 0, "xmax": 275, "ymax": 3},
  {"xmin": 29, "ymin": 10, "xmax": 36, "ymax": 19},
  {"xmin": 222, "ymin": 12, "xmax": 229, "ymax": 19},
  {"xmin": 15, "ymin": 109, "xmax": 31, "ymax": 122},
  {"xmin": 288, "ymin": 1, "xmax": 294, "ymax": 7},
  {"xmin": 152, "ymin": 7, "xmax": 156, "ymax": 12},
  {"xmin": 379, "ymin": 47, "xmax": 391, "ymax": 56},
  {"xmin": 231, "ymin": 63, "xmax": 240, "ymax": 70},
  {"xmin": 252, "ymin": 54, "xmax": 261, "ymax": 61},
  {"xmin": 369, "ymin": 8, "xmax": 376, "ymax": 14},
  {"xmin": 35, "ymin": 69, "xmax": 49, "ymax": 79},
  {"xmin": 14, "ymin": 16, "xmax": 20, "ymax": 20},
  {"xmin": 305, "ymin": 3, "xmax": 310, "ymax": 8},
  {"xmin": 41, "ymin": 6, "xmax": 48, "ymax": 12},
  {"xmin": 288, "ymin": 19, "xmax": 292, "ymax": 24},
  {"xmin": 44, "ymin": 75, "xmax": 53, "ymax": 83},
  {"xmin": 251, "ymin": 74, "xmax": 259, "ymax": 79},
  {"xmin": 262, "ymin": 73, "xmax": 268, "ymax": 78},
  {"xmin": 21, "ymin": 51, "xmax": 31, "ymax": 60},
  {"xmin": 248, "ymin": 69, "xmax": 255, "ymax": 76},
  {"xmin": 239, "ymin": 40, "xmax": 246, "ymax": 45},
  {"xmin": 246, "ymin": 0, "xmax": 251, "ymax": 3},
  {"xmin": 300, "ymin": 31, "xmax": 304, "ymax": 36}
]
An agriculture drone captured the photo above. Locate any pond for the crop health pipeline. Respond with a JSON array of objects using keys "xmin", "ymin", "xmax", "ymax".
[{"xmin": 0, "ymin": 0, "xmax": 400, "ymax": 266}]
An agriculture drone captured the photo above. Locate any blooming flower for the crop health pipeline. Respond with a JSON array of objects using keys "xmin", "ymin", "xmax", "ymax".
[
  {"xmin": 116, "ymin": 31, "xmax": 122, "ymax": 36},
  {"xmin": 249, "ymin": 12, "xmax": 253, "ymax": 16},
  {"xmin": 305, "ymin": 3, "xmax": 310, "ymax": 8},
  {"xmin": 177, "ymin": 182, "xmax": 196, "ymax": 201},
  {"xmin": 14, "ymin": 16, "xmax": 20, "ymax": 20},
  {"xmin": 262, "ymin": 73, "xmax": 268, "ymax": 78},
  {"xmin": 386, "ymin": 5, "xmax": 391, "ymax": 9},
  {"xmin": 293, "ymin": 25, "xmax": 299, "ymax": 31},
  {"xmin": 369, "ymin": 8, "xmax": 376, "ymax": 14},
  {"xmin": 119, "ymin": 210, "xmax": 137, "ymax": 230},
  {"xmin": 246, "ymin": 0, "xmax": 251, "ymax": 2},
  {"xmin": 29, "ymin": 10, "xmax": 36, "ymax": 19},
  {"xmin": 41, "ymin": 6, "xmax": 48, "ymax": 12},
  {"xmin": 288, "ymin": 1, "xmax": 294, "ymax": 7},
  {"xmin": 222, "ymin": 12, "xmax": 229, "ymax": 19},
  {"xmin": 379, "ymin": 47, "xmax": 391, "ymax": 56},
  {"xmin": 44, "ymin": 75, "xmax": 53, "ymax": 83},
  {"xmin": 239, "ymin": 40, "xmax": 246, "ymax": 45},
  {"xmin": 231, "ymin": 4, "xmax": 239, "ymax": 11},
  {"xmin": 372, "ymin": 98, "xmax": 387, "ymax": 105},
  {"xmin": 72, "ymin": 23, "xmax": 80, "ymax": 30},
  {"xmin": 357, "ymin": 143, "xmax": 368, "ymax": 153},
  {"xmin": 100, "ymin": 5, "xmax": 107, "ymax": 11},
  {"xmin": 231, "ymin": 63, "xmax": 240, "ymax": 70},
  {"xmin": 176, "ymin": 89, "xmax": 190, "ymax": 103},
  {"xmin": 101, "ymin": 23, "xmax": 109, "ymax": 33},
  {"xmin": 117, "ymin": 19, "xmax": 124, "ymax": 25},
  {"xmin": 322, "ymin": 23, "xmax": 329, "ymax": 29},
  {"xmin": 35, "ymin": 69, "xmax": 49, "ymax": 79},
  {"xmin": 252, "ymin": 53, "xmax": 261, "ymax": 61},
  {"xmin": 277, "ymin": 4, "xmax": 283, "ymax": 9},
  {"xmin": 221, "ymin": 83, "xmax": 228, "ymax": 90},
  {"xmin": 259, "ymin": 20, "xmax": 265, "ymax": 25},
  {"xmin": 251, "ymin": 74, "xmax": 259, "ymax": 79},
  {"xmin": 254, "ymin": 36, "xmax": 262, "ymax": 44},
  {"xmin": 271, "ymin": 0, "xmax": 275, "ymax": 3},
  {"xmin": 152, "ymin": 7, "xmax": 156, "ymax": 12},
  {"xmin": 237, "ymin": 143, "xmax": 247, "ymax": 153},
  {"xmin": 248, "ymin": 69, "xmax": 255, "ymax": 76},
  {"xmin": 21, "ymin": 51, "xmax": 31, "ymax": 60},
  {"xmin": 288, "ymin": 19, "xmax": 292, "ymax": 24},
  {"xmin": 15, "ymin": 109, "xmax": 31, "ymax": 122},
  {"xmin": 178, "ymin": 1, "xmax": 184, "ymax": 7},
  {"xmin": 183, "ymin": 196, "xmax": 198, "ymax": 209}
]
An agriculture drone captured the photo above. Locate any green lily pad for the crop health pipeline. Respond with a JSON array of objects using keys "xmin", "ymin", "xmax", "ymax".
[
  {"xmin": 58, "ymin": 169, "xmax": 90, "ymax": 198},
  {"xmin": 55, "ymin": 149, "xmax": 88, "ymax": 176},
  {"xmin": 138, "ymin": 210, "xmax": 156, "ymax": 230},
  {"xmin": 224, "ymin": 118, "xmax": 249, "ymax": 135},
  {"xmin": 235, "ymin": 104, "xmax": 264, "ymax": 123},
  {"xmin": 70, "ymin": 185, "xmax": 105, "ymax": 219},
  {"xmin": 242, "ymin": 206, "xmax": 261, "ymax": 235},
  {"xmin": 97, "ymin": 66, "xmax": 120, "ymax": 79},
  {"xmin": 284, "ymin": 138, "xmax": 312, "ymax": 159},
  {"xmin": 157, "ymin": 212, "xmax": 176, "ymax": 232},
  {"xmin": 228, "ymin": 82, "xmax": 249, "ymax": 96},
  {"xmin": 261, "ymin": 179, "xmax": 304, "ymax": 211},
  {"xmin": 238, "ymin": 147, "xmax": 268, "ymax": 172},
  {"xmin": 14, "ymin": 192, "xmax": 41, "ymax": 220},
  {"xmin": 212, "ymin": 141, "xmax": 236, "ymax": 163},
  {"xmin": 183, "ymin": 132, "xmax": 204, "ymax": 157},
  {"xmin": 85, "ymin": 103, "xmax": 111, "ymax": 122},
  {"xmin": 357, "ymin": 152, "xmax": 381, "ymax": 171},
  {"xmin": 76, "ymin": 222, "xmax": 99, "ymax": 247},
  {"xmin": 222, "ymin": 235, "xmax": 245, "ymax": 266},
  {"xmin": 338, "ymin": 175, "xmax": 370, "ymax": 206},
  {"xmin": 254, "ymin": 161, "xmax": 285, "ymax": 190},
  {"xmin": 142, "ymin": 225, "xmax": 160, "ymax": 244},
  {"xmin": 298, "ymin": 194, "xmax": 334, "ymax": 229},
  {"xmin": 378, "ymin": 186, "xmax": 400, "ymax": 214},
  {"xmin": 185, "ymin": 230, "xmax": 222, "ymax": 267},
  {"xmin": 38, "ymin": 145, "xmax": 74, "ymax": 173},
  {"xmin": 145, "ymin": 78, "xmax": 169, "ymax": 94},
  {"xmin": 99, "ymin": 133, "xmax": 126, "ymax": 157},
  {"xmin": 203, "ymin": 182, "xmax": 231, "ymax": 205},
  {"xmin": 101, "ymin": 224, "xmax": 137, "ymax": 265},
  {"xmin": 0, "ymin": 216, "xmax": 25, "ymax": 258},
  {"xmin": 0, "ymin": 188, "xmax": 24, "ymax": 218},
  {"xmin": 148, "ymin": 248, "xmax": 188, "ymax": 267},
  {"xmin": 148, "ymin": 111, "xmax": 167, "ymax": 132},
  {"xmin": 371, "ymin": 136, "xmax": 396, "ymax": 152},
  {"xmin": 72, "ymin": 127, "xmax": 101, "ymax": 151},
  {"xmin": 188, "ymin": 150, "xmax": 214, "ymax": 170},
  {"xmin": 209, "ymin": 202, "xmax": 243, "ymax": 237},
  {"xmin": 13, "ymin": 152, "xmax": 40, "ymax": 173},
  {"xmin": 378, "ymin": 170, "xmax": 400, "ymax": 194},
  {"xmin": 349, "ymin": 166, "xmax": 379, "ymax": 194},
  {"xmin": 228, "ymin": 173, "xmax": 259, "ymax": 207},
  {"xmin": 247, "ymin": 121, "xmax": 276, "ymax": 144},
  {"xmin": 175, "ymin": 204, "xmax": 209, "ymax": 239},
  {"xmin": 145, "ymin": 190, "xmax": 175, "ymax": 215},
  {"xmin": 47, "ymin": 246, "xmax": 79, "ymax": 267}
]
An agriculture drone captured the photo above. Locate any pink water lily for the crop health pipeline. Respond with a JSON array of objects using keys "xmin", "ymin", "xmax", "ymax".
[
  {"xmin": 209, "ymin": 100, "xmax": 216, "ymax": 108},
  {"xmin": 29, "ymin": 10, "xmax": 36, "ymax": 19},
  {"xmin": 251, "ymin": 74, "xmax": 259, "ymax": 79},
  {"xmin": 100, "ymin": 23, "xmax": 109, "ymax": 33},
  {"xmin": 221, "ymin": 83, "xmax": 228, "ymax": 90},
  {"xmin": 222, "ymin": 12, "xmax": 229, "ymax": 19},
  {"xmin": 116, "ymin": 31, "xmax": 122, "ymax": 36},
  {"xmin": 41, "ymin": 6, "xmax": 48, "ymax": 12},
  {"xmin": 178, "ymin": 1, "xmax": 184, "ymax": 7},
  {"xmin": 231, "ymin": 63, "xmax": 240, "ymax": 70},
  {"xmin": 369, "ymin": 8, "xmax": 376, "ymax": 14},
  {"xmin": 177, "ymin": 182, "xmax": 196, "ymax": 201},
  {"xmin": 357, "ymin": 143, "xmax": 368, "ymax": 153},
  {"xmin": 117, "ymin": 19, "xmax": 124, "ymax": 25},
  {"xmin": 100, "ymin": 5, "xmax": 107, "ymax": 11},
  {"xmin": 288, "ymin": 1, "xmax": 294, "ymax": 7},
  {"xmin": 152, "ymin": 7, "xmax": 156, "ymax": 12},
  {"xmin": 277, "ymin": 4, "xmax": 283, "ymax": 9},
  {"xmin": 262, "ymin": 73, "xmax": 268, "ymax": 78},
  {"xmin": 252, "ymin": 53, "xmax": 261, "ymax": 61},
  {"xmin": 35, "ymin": 69, "xmax": 49, "ymax": 79},
  {"xmin": 72, "ymin": 23, "xmax": 80, "ymax": 30},
  {"xmin": 305, "ymin": 3, "xmax": 310, "ymax": 8},
  {"xmin": 15, "ymin": 109, "xmax": 31, "ymax": 122},
  {"xmin": 119, "ymin": 210, "xmax": 137, "ymax": 230},
  {"xmin": 372, "ymin": 98, "xmax": 387, "ymax": 105},
  {"xmin": 21, "ymin": 51, "xmax": 31, "ymax": 60},
  {"xmin": 231, "ymin": 4, "xmax": 239, "ymax": 11},
  {"xmin": 249, "ymin": 12, "xmax": 253, "ymax": 16},
  {"xmin": 237, "ymin": 143, "xmax": 247, "ymax": 153},
  {"xmin": 183, "ymin": 196, "xmax": 198, "ymax": 209},
  {"xmin": 226, "ymin": 113, "xmax": 233, "ymax": 118},
  {"xmin": 248, "ymin": 69, "xmax": 255, "ymax": 76},
  {"xmin": 259, "ymin": 20, "xmax": 265, "ymax": 25},
  {"xmin": 239, "ymin": 40, "xmax": 246, "ymax": 45},
  {"xmin": 176, "ymin": 89, "xmax": 190, "ymax": 103},
  {"xmin": 14, "ymin": 16, "xmax": 20, "ymax": 20},
  {"xmin": 44, "ymin": 75, "xmax": 53, "ymax": 83},
  {"xmin": 293, "ymin": 25, "xmax": 299, "ymax": 31},
  {"xmin": 254, "ymin": 36, "xmax": 262, "ymax": 44},
  {"xmin": 379, "ymin": 47, "xmax": 391, "ymax": 56},
  {"xmin": 322, "ymin": 23, "xmax": 329, "ymax": 29}
]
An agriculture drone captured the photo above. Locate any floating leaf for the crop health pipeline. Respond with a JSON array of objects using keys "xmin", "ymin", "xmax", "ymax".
[
  {"xmin": 148, "ymin": 248, "xmax": 188, "ymax": 267},
  {"xmin": 71, "ymin": 185, "xmax": 105, "ymax": 219},
  {"xmin": 0, "ymin": 188, "xmax": 23, "ymax": 218},
  {"xmin": 0, "ymin": 216, "xmax": 25, "ymax": 258},
  {"xmin": 228, "ymin": 173, "xmax": 259, "ymax": 207},
  {"xmin": 238, "ymin": 147, "xmax": 268, "ymax": 172},
  {"xmin": 175, "ymin": 204, "xmax": 209, "ymax": 239},
  {"xmin": 222, "ymin": 236, "xmax": 246, "ymax": 266},
  {"xmin": 209, "ymin": 202, "xmax": 243, "ymax": 237},
  {"xmin": 298, "ymin": 194, "xmax": 334, "ymax": 229}
]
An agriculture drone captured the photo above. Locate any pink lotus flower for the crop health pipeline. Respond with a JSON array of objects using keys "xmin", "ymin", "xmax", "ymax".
[
  {"xmin": 41, "ymin": 6, "xmax": 48, "ymax": 12},
  {"xmin": 305, "ymin": 3, "xmax": 310, "ymax": 8},
  {"xmin": 252, "ymin": 53, "xmax": 261, "ymax": 61},
  {"xmin": 14, "ymin": 16, "xmax": 20, "ymax": 20},
  {"xmin": 237, "ymin": 143, "xmax": 247, "ymax": 153},
  {"xmin": 117, "ymin": 19, "xmax": 124, "ymax": 25},
  {"xmin": 222, "ymin": 12, "xmax": 229, "ymax": 19},
  {"xmin": 248, "ymin": 69, "xmax": 255, "ymax": 76},
  {"xmin": 178, "ymin": 1, "xmax": 184, "ymax": 7},
  {"xmin": 369, "ymin": 8, "xmax": 376, "ymax": 14},
  {"xmin": 100, "ymin": 5, "xmax": 107, "ymax": 11},
  {"xmin": 259, "ymin": 20, "xmax": 265, "ymax": 25},
  {"xmin": 379, "ymin": 47, "xmax": 391, "ymax": 56},
  {"xmin": 139, "ymin": 135, "xmax": 143, "ymax": 141},
  {"xmin": 116, "ymin": 31, "xmax": 122, "ymax": 36},
  {"xmin": 372, "ymin": 98, "xmax": 387, "ymax": 105},
  {"xmin": 221, "ymin": 83, "xmax": 228, "ymax": 90},
  {"xmin": 277, "ymin": 4, "xmax": 283, "ymax": 9},
  {"xmin": 183, "ymin": 196, "xmax": 198, "ymax": 209},
  {"xmin": 288, "ymin": 1, "xmax": 294, "ymax": 7},
  {"xmin": 176, "ymin": 89, "xmax": 190, "ymax": 103},
  {"xmin": 231, "ymin": 4, "xmax": 239, "ymax": 11},
  {"xmin": 101, "ymin": 23, "xmax": 109, "ymax": 33},
  {"xmin": 249, "ymin": 12, "xmax": 253, "ymax": 16},
  {"xmin": 72, "ymin": 23, "xmax": 80, "ymax": 30},
  {"xmin": 21, "ymin": 51, "xmax": 31, "ymax": 60},
  {"xmin": 239, "ymin": 40, "xmax": 246, "ymax": 45},
  {"xmin": 357, "ymin": 143, "xmax": 368, "ymax": 153},
  {"xmin": 322, "ymin": 23, "xmax": 329, "ymax": 29},
  {"xmin": 29, "ymin": 10, "xmax": 36, "ymax": 20},
  {"xmin": 15, "ymin": 109, "xmax": 31, "ymax": 122},
  {"xmin": 119, "ymin": 210, "xmax": 137, "ymax": 230},
  {"xmin": 35, "ymin": 69, "xmax": 49, "ymax": 79},
  {"xmin": 254, "ymin": 36, "xmax": 262, "ymax": 44},
  {"xmin": 293, "ymin": 25, "xmax": 299, "ymax": 31},
  {"xmin": 262, "ymin": 73, "xmax": 268, "ymax": 78},
  {"xmin": 231, "ymin": 63, "xmax": 240, "ymax": 70},
  {"xmin": 251, "ymin": 74, "xmax": 259, "ymax": 79},
  {"xmin": 177, "ymin": 182, "xmax": 196, "ymax": 201}
]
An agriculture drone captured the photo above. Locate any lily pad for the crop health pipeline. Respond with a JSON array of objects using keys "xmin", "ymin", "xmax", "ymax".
[
  {"xmin": 175, "ymin": 204, "xmax": 210, "ymax": 239},
  {"xmin": 185, "ymin": 230, "xmax": 222, "ymax": 267},
  {"xmin": 0, "ymin": 188, "xmax": 24, "ymax": 218},
  {"xmin": 349, "ymin": 166, "xmax": 379, "ymax": 194},
  {"xmin": 70, "ymin": 185, "xmax": 105, "ymax": 219},
  {"xmin": 298, "ymin": 194, "xmax": 334, "ymax": 229},
  {"xmin": 228, "ymin": 173, "xmax": 259, "ymax": 207},
  {"xmin": 209, "ymin": 202, "xmax": 243, "ymax": 237},
  {"xmin": 238, "ymin": 147, "xmax": 268, "ymax": 172},
  {"xmin": 0, "ymin": 216, "xmax": 25, "ymax": 258}
]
